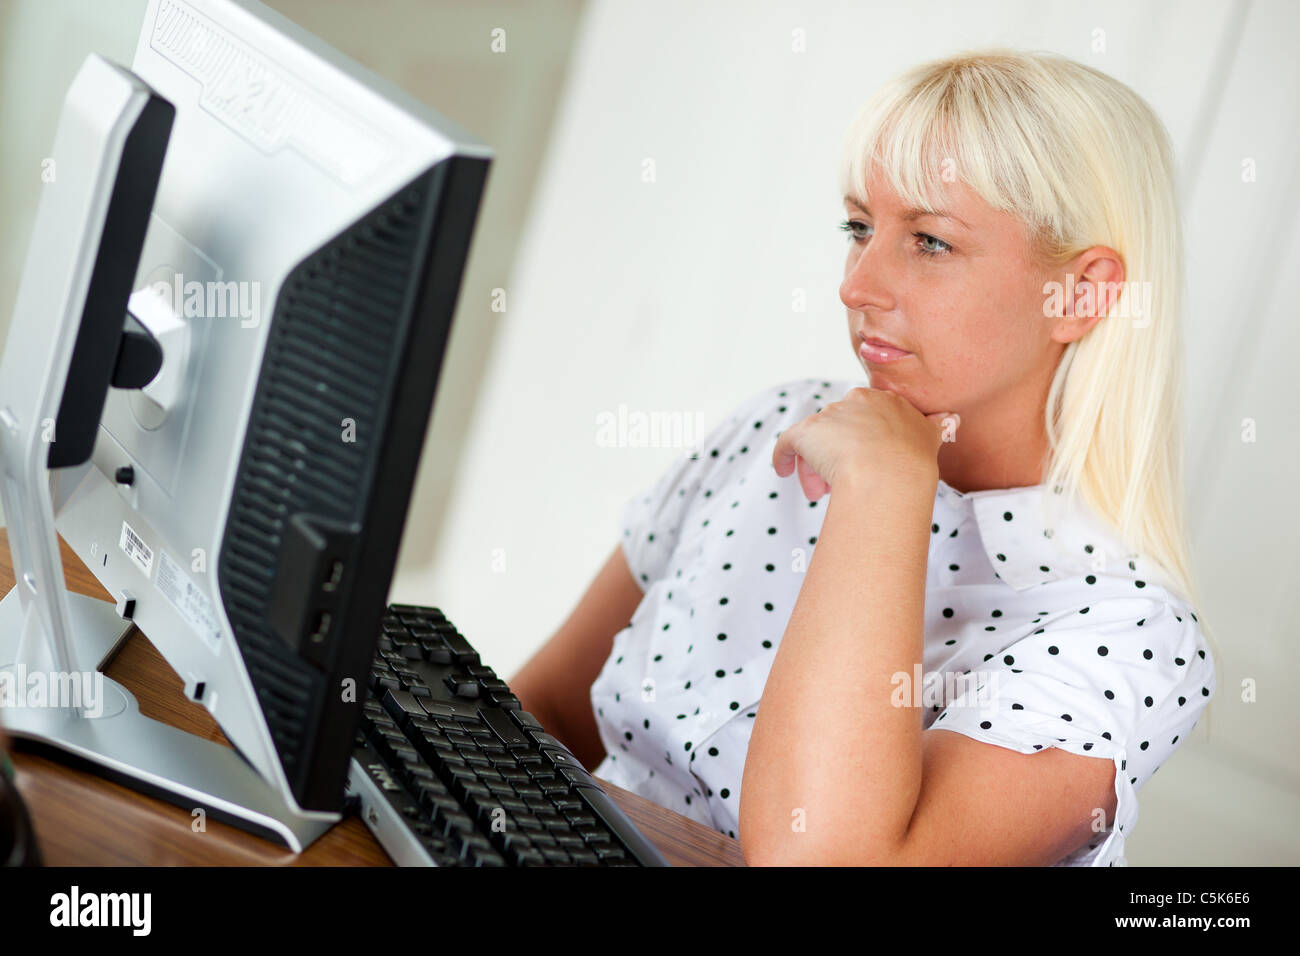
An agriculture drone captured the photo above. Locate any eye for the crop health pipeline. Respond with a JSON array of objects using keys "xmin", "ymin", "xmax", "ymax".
[
  {"xmin": 915, "ymin": 233, "xmax": 953, "ymax": 258},
  {"xmin": 838, "ymin": 219, "xmax": 872, "ymax": 242},
  {"xmin": 839, "ymin": 219, "xmax": 954, "ymax": 259}
]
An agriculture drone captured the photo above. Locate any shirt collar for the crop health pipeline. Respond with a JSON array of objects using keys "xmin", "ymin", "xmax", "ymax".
[{"xmin": 936, "ymin": 478, "xmax": 1137, "ymax": 592}]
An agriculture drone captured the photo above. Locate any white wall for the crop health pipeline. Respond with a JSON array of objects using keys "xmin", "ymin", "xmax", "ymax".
[{"xmin": 396, "ymin": 0, "xmax": 1300, "ymax": 865}]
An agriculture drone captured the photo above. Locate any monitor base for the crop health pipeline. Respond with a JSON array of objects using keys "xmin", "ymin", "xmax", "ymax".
[{"xmin": 0, "ymin": 586, "xmax": 339, "ymax": 852}]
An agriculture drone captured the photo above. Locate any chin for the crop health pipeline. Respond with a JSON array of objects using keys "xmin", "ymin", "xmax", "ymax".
[
  {"xmin": 868, "ymin": 377, "xmax": 932, "ymax": 414},
  {"xmin": 866, "ymin": 375, "xmax": 900, "ymax": 397}
]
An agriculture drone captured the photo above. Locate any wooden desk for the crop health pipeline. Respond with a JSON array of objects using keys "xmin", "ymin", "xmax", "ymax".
[{"xmin": 0, "ymin": 530, "xmax": 744, "ymax": 867}]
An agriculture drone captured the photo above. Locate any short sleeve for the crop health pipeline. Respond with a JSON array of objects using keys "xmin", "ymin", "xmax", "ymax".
[
  {"xmin": 618, "ymin": 382, "xmax": 781, "ymax": 592},
  {"xmin": 929, "ymin": 595, "xmax": 1216, "ymax": 867}
]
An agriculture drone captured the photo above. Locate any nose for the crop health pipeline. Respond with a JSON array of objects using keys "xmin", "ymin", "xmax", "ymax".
[{"xmin": 839, "ymin": 233, "xmax": 898, "ymax": 316}]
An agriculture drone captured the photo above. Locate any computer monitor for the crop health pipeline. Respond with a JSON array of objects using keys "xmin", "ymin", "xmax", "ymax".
[{"xmin": 1, "ymin": 0, "xmax": 489, "ymax": 841}]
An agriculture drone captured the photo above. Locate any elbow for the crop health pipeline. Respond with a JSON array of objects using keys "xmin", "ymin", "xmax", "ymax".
[
  {"xmin": 740, "ymin": 836, "xmax": 801, "ymax": 867},
  {"xmin": 742, "ymin": 839, "xmax": 901, "ymax": 867},
  {"xmin": 738, "ymin": 819, "xmax": 875, "ymax": 866},
  {"xmin": 740, "ymin": 810, "xmax": 906, "ymax": 866},
  {"xmin": 743, "ymin": 841, "xmax": 827, "ymax": 867}
]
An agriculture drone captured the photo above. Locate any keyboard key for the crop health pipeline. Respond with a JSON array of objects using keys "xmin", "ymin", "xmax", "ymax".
[
  {"xmin": 424, "ymin": 639, "xmax": 454, "ymax": 665},
  {"xmin": 461, "ymin": 781, "xmax": 492, "ymax": 800},
  {"xmin": 389, "ymin": 603, "xmax": 427, "ymax": 616},
  {"xmin": 463, "ymin": 792, "xmax": 500, "ymax": 823},
  {"xmin": 509, "ymin": 710, "xmax": 544, "ymax": 733},
  {"xmin": 381, "ymin": 688, "xmax": 425, "ymax": 725},
  {"xmin": 434, "ymin": 810, "xmax": 474, "ymax": 838},
  {"xmin": 480, "ymin": 707, "xmax": 531, "ymax": 748},
  {"xmin": 389, "ymin": 743, "xmax": 420, "ymax": 766},
  {"xmin": 408, "ymin": 765, "xmax": 438, "ymax": 785},
  {"xmin": 495, "ymin": 831, "xmax": 536, "ymax": 861},
  {"xmin": 441, "ymin": 631, "xmax": 480, "ymax": 666},
  {"xmin": 418, "ymin": 700, "xmax": 457, "ymax": 719},
  {"xmin": 521, "ymin": 800, "xmax": 552, "ymax": 819},
  {"xmin": 444, "ymin": 675, "xmax": 479, "ymax": 698},
  {"xmin": 557, "ymin": 766, "xmax": 597, "ymax": 789}
]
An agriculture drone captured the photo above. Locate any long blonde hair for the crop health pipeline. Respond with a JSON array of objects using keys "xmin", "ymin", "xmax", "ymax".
[{"xmin": 840, "ymin": 49, "xmax": 1220, "ymax": 727}]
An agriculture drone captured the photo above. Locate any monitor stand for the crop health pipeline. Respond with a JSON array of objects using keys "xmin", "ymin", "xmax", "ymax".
[
  {"xmin": 0, "ymin": 53, "xmax": 337, "ymax": 853},
  {"xmin": 0, "ymin": 588, "xmax": 335, "ymax": 850}
]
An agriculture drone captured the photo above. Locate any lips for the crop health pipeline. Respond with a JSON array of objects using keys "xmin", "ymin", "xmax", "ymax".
[
  {"xmin": 859, "ymin": 333, "xmax": 909, "ymax": 353},
  {"xmin": 857, "ymin": 331, "xmax": 912, "ymax": 365}
]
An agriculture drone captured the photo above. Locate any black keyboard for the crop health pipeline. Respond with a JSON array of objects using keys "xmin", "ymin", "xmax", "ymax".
[{"xmin": 345, "ymin": 603, "xmax": 670, "ymax": 866}]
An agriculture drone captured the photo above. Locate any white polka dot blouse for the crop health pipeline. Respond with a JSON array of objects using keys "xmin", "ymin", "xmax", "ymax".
[{"xmin": 590, "ymin": 377, "xmax": 1216, "ymax": 867}]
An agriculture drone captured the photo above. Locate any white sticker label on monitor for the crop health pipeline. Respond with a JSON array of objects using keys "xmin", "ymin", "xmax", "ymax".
[
  {"xmin": 156, "ymin": 549, "xmax": 222, "ymax": 655},
  {"xmin": 119, "ymin": 520, "xmax": 154, "ymax": 577}
]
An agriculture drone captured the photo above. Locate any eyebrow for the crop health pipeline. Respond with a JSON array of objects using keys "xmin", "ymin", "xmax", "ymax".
[{"xmin": 843, "ymin": 195, "xmax": 972, "ymax": 231}]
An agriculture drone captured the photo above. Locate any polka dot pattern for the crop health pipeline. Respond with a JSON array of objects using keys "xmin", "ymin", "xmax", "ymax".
[{"xmin": 592, "ymin": 378, "xmax": 1216, "ymax": 867}]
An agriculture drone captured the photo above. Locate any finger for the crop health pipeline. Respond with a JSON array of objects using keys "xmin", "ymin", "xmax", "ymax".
[
  {"xmin": 771, "ymin": 424, "xmax": 800, "ymax": 478},
  {"xmin": 796, "ymin": 454, "xmax": 830, "ymax": 501}
]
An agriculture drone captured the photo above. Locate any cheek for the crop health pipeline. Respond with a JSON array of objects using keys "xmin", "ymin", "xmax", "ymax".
[{"xmin": 910, "ymin": 305, "xmax": 1032, "ymax": 407}]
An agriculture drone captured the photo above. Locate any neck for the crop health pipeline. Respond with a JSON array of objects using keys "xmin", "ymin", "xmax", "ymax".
[{"xmin": 938, "ymin": 387, "xmax": 1052, "ymax": 494}]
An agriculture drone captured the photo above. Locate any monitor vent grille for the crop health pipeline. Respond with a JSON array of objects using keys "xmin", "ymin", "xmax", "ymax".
[{"xmin": 217, "ymin": 178, "xmax": 430, "ymax": 786}]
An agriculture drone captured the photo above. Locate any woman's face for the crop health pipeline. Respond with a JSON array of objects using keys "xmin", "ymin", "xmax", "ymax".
[{"xmin": 840, "ymin": 166, "xmax": 1067, "ymax": 420}]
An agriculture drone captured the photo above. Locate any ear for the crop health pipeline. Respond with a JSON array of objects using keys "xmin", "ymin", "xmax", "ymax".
[{"xmin": 1051, "ymin": 246, "xmax": 1125, "ymax": 345}]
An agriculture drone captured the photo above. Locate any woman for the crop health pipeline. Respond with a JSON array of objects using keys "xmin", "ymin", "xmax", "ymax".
[{"xmin": 511, "ymin": 49, "xmax": 1217, "ymax": 866}]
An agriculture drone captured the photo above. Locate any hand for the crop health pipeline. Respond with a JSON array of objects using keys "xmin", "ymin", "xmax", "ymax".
[{"xmin": 771, "ymin": 388, "xmax": 958, "ymax": 501}]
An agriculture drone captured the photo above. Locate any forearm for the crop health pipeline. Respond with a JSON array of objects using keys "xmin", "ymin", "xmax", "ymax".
[
  {"xmin": 511, "ymin": 651, "xmax": 607, "ymax": 769},
  {"xmin": 546, "ymin": 692, "xmax": 608, "ymax": 771},
  {"xmin": 740, "ymin": 468, "xmax": 936, "ymax": 864}
]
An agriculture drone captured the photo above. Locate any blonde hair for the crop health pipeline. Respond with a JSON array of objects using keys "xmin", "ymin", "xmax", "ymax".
[{"xmin": 840, "ymin": 49, "xmax": 1220, "ymax": 731}]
